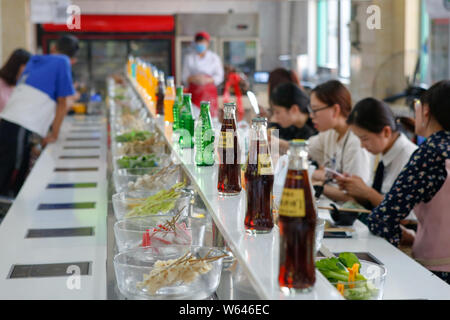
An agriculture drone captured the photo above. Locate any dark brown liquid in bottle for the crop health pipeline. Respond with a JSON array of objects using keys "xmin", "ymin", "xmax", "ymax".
[
  {"xmin": 245, "ymin": 140, "xmax": 274, "ymax": 232},
  {"xmin": 156, "ymin": 83, "xmax": 165, "ymax": 115},
  {"xmin": 278, "ymin": 169, "xmax": 316, "ymax": 290},
  {"xmin": 217, "ymin": 118, "xmax": 241, "ymax": 194}
]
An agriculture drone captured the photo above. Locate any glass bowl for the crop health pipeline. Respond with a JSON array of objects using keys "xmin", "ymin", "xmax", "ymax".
[
  {"xmin": 113, "ymin": 165, "xmax": 186, "ymax": 193},
  {"xmin": 112, "ymin": 188, "xmax": 193, "ymax": 220},
  {"xmin": 113, "ymin": 153, "xmax": 172, "ymax": 172},
  {"xmin": 113, "ymin": 245, "xmax": 226, "ymax": 300},
  {"xmin": 315, "ymin": 218, "xmax": 325, "ymax": 253},
  {"xmin": 114, "ymin": 215, "xmax": 192, "ymax": 252},
  {"xmin": 318, "ymin": 258, "xmax": 387, "ymax": 300}
]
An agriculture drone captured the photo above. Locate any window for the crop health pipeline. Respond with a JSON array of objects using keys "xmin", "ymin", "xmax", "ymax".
[
  {"xmin": 317, "ymin": 0, "xmax": 351, "ymax": 78},
  {"xmin": 419, "ymin": 0, "xmax": 430, "ymax": 84}
]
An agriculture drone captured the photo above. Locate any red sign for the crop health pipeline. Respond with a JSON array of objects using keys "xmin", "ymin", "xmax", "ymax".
[{"xmin": 42, "ymin": 15, "xmax": 174, "ymax": 33}]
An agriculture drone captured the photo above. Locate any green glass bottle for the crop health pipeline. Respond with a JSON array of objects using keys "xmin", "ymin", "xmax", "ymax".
[
  {"xmin": 195, "ymin": 101, "xmax": 215, "ymax": 166},
  {"xmin": 179, "ymin": 93, "xmax": 194, "ymax": 148},
  {"xmin": 172, "ymin": 86, "xmax": 184, "ymax": 130}
]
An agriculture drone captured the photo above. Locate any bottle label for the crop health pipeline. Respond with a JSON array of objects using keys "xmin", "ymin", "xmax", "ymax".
[
  {"xmin": 279, "ymin": 188, "xmax": 305, "ymax": 217},
  {"xmin": 258, "ymin": 154, "xmax": 273, "ymax": 175},
  {"xmin": 220, "ymin": 131, "xmax": 234, "ymax": 149}
]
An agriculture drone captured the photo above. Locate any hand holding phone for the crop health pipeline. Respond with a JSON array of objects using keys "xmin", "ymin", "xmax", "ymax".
[{"xmin": 325, "ymin": 167, "xmax": 345, "ymax": 179}]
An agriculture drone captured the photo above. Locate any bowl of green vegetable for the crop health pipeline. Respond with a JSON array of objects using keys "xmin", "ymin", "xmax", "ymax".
[
  {"xmin": 316, "ymin": 252, "xmax": 386, "ymax": 300},
  {"xmin": 114, "ymin": 154, "xmax": 172, "ymax": 171},
  {"xmin": 112, "ymin": 182, "xmax": 193, "ymax": 220}
]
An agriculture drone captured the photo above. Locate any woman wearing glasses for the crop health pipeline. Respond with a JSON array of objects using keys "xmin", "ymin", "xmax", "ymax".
[
  {"xmin": 365, "ymin": 80, "xmax": 450, "ymax": 284},
  {"xmin": 307, "ymin": 80, "xmax": 374, "ymax": 202}
]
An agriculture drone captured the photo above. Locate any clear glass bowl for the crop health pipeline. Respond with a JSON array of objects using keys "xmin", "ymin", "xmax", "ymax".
[
  {"xmin": 114, "ymin": 215, "xmax": 192, "ymax": 252},
  {"xmin": 112, "ymin": 189, "xmax": 193, "ymax": 220},
  {"xmin": 113, "ymin": 153, "xmax": 172, "ymax": 172},
  {"xmin": 315, "ymin": 218, "xmax": 325, "ymax": 253},
  {"xmin": 113, "ymin": 246, "xmax": 225, "ymax": 300},
  {"xmin": 112, "ymin": 165, "xmax": 185, "ymax": 193},
  {"xmin": 318, "ymin": 259, "xmax": 387, "ymax": 300}
]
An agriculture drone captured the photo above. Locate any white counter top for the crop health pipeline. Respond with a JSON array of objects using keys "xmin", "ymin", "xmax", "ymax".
[
  {"xmin": 0, "ymin": 115, "xmax": 108, "ymax": 299},
  {"xmin": 127, "ymin": 76, "xmax": 450, "ymax": 300}
]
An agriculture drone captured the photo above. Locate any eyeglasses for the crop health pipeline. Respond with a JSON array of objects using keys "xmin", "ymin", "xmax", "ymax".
[{"xmin": 307, "ymin": 104, "xmax": 333, "ymax": 116}]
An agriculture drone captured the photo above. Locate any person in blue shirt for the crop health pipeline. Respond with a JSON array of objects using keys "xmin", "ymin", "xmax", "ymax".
[{"xmin": 0, "ymin": 35, "xmax": 79, "ymax": 196}]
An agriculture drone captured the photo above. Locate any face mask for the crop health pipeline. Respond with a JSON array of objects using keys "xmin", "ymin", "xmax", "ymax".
[{"xmin": 195, "ymin": 43, "xmax": 207, "ymax": 54}]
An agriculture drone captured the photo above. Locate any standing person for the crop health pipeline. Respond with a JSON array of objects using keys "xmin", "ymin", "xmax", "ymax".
[
  {"xmin": 182, "ymin": 31, "xmax": 224, "ymax": 118},
  {"xmin": 307, "ymin": 80, "xmax": 374, "ymax": 202},
  {"xmin": 366, "ymin": 80, "xmax": 450, "ymax": 284},
  {"xmin": 0, "ymin": 35, "xmax": 79, "ymax": 196},
  {"xmin": 0, "ymin": 48, "xmax": 31, "ymax": 113},
  {"xmin": 336, "ymin": 98, "xmax": 418, "ymax": 210}
]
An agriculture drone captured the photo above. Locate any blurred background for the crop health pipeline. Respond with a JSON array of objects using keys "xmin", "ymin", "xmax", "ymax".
[{"xmin": 0, "ymin": 0, "xmax": 448, "ymax": 114}]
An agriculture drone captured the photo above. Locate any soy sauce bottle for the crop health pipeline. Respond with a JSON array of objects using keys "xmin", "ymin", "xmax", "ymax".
[
  {"xmin": 217, "ymin": 103, "xmax": 241, "ymax": 195},
  {"xmin": 156, "ymin": 71, "xmax": 165, "ymax": 116},
  {"xmin": 278, "ymin": 139, "xmax": 317, "ymax": 293},
  {"xmin": 244, "ymin": 117, "xmax": 274, "ymax": 234}
]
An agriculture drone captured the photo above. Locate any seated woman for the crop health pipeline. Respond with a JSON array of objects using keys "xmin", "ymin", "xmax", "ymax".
[
  {"xmin": 366, "ymin": 80, "xmax": 450, "ymax": 284},
  {"xmin": 336, "ymin": 98, "xmax": 418, "ymax": 209},
  {"xmin": 269, "ymin": 82, "xmax": 317, "ymax": 150},
  {"xmin": 307, "ymin": 80, "xmax": 374, "ymax": 203}
]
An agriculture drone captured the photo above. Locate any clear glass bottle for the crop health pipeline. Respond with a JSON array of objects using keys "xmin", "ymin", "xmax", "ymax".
[
  {"xmin": 244, "ymin": 117, "xmax": 274, "ymax": 233},
  {"xmin": 217, "ymin": 102, "xmax": 241, "ymax": 195},
  {"xmin": 278, "ymin": 139, "xmax": 317, "ymax": 294},
  {"xmin": 164, "ymin": 76, "xmax": 175, "ymax": 122},
  {"xmin": 156, "ymin": 71, "xmax": 165, "ymax": 116}
]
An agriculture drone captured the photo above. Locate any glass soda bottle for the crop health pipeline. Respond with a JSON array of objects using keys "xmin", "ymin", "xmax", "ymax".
[
  {"xmin": 172, "ymin": 86, "xmax": 184, "ymax": 130},
  {"xmin": 179, "ymin": 93, "xmax": 194, "ymax": 149},
  {"xmin": 164, "ymin": 76, "xmax": 175, "ymax": 122},
  {"xmin": 217, "ymin": 102, "xmax": 241, "ymax": 195},
  {"xmin": 195, "ymin": 101, "xmax": 215, "ymax": 166},
  {"xmin": 278, "ymin": 139, "xmax": 316, "ymax": 293},
  {"xmin": 244, "ymin": 117, "xmax": 274, "ymax": 233},
  {"xmin": 156, "ymin": 71, "xmax": 165, "ymax": 116}
]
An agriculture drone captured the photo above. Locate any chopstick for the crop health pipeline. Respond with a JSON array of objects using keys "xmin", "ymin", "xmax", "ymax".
[
  {"xmin": 325, "ymin": 227, "xmax": 355, "ymax": 233},
  {"xmin": 318, "ymin": 206, "xmax": 371, "ymax": 214}
]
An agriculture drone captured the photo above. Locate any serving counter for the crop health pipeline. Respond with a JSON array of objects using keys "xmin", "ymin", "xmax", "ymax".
[
  {"xmin": 0, "ymin": 75, "xmax": 449, "ymax": 300},
  {"xmin": 122, "ymin": 75, "xmax": 450, "ymax": 300}
]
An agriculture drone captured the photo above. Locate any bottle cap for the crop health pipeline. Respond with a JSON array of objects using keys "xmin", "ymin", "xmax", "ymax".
[
  {"xmin": 223, "ymin": 102, "xmax": 236, "ymax": 108},
  {"xmin": 252, "ymin": 117, "xmax": 267, "ymax": 124},
  {"xmin": 290, "ymin": 139, "xmax": 308, "ymax": 146}
]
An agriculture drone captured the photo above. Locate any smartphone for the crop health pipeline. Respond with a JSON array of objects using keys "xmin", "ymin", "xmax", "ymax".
[
  {"xmin": 325, "ymin": 167, "xmax": 345, "ymax": 179},
  {"xmin": 323, "ymin": 231, "xmax": 352, "ymax": 238}
]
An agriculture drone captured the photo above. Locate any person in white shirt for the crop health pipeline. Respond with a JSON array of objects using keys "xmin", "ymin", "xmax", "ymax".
[
  {"xmin": 336, "ymin": 98, "xmax": 418, "ymax": 209},
  {"xmin": 307, "ymin": 80, "xmax": 374, "ymax": 203},
  {"xmin": 182, "ymin": 31, "xmax": 224, "ymax": 117}
]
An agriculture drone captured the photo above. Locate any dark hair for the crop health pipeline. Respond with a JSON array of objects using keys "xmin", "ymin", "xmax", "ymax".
[
  {"xmin": 271, "ymin": 82, "xmax": 314, "ymax": 128},
  {"xmin": 268, "ymin": 68, "xmax": 300, "ymax": 96},
  {"xmin": 56, "ymin": 35, "xmax": 79, "ymax": 58},
  {"xmin": 271, "ymin": 82, "xmax": 309, "ymax": 113},
  {"xmin": 311, "ymin": 80, "xmax": 352, "ymax": 118},
  {"xmin": 420, "ymin": 80, "xmax": 450, "ymax": 131},
  {"xmin": 347, "ymin": 98, "xmax": 398, "ymax": 133},
  {"xmin": 195, "ymin": 34, "xmax": 208, "ymax": 42},
  {"xmin": 0, "ymin": 48, "xmax": 31, "ymax": 86}
]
